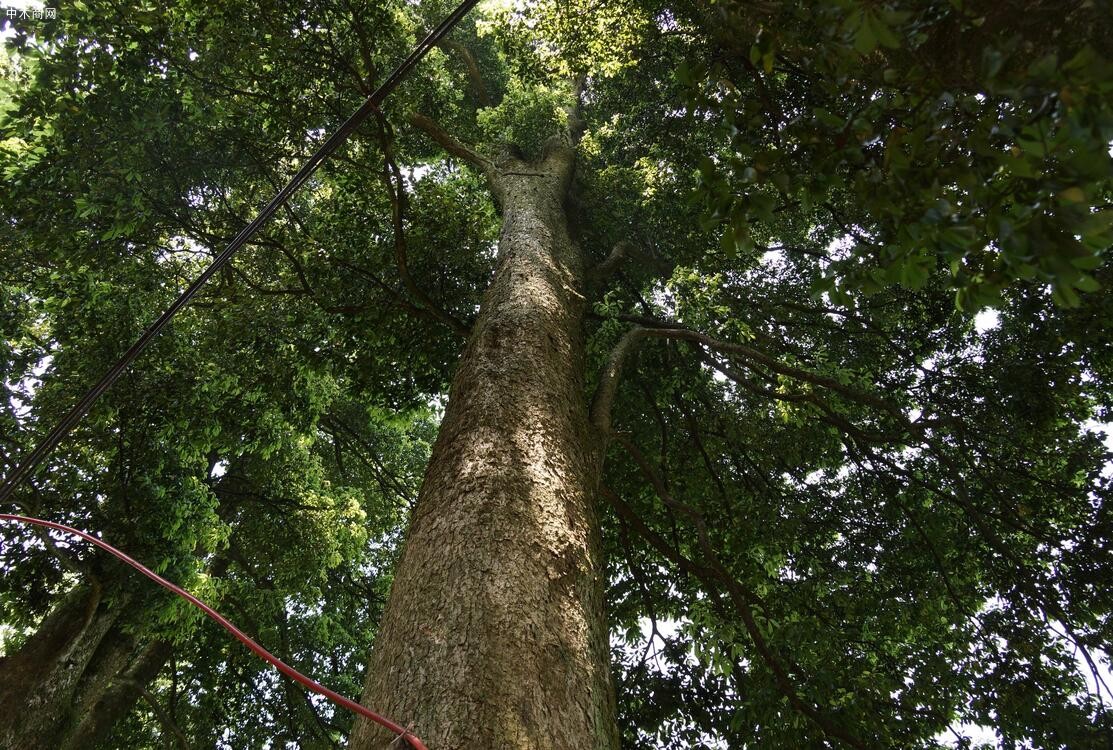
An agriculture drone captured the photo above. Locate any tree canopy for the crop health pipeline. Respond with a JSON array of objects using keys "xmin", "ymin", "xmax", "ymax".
[{"xmin": 2, "ymin": 1, "xmax": 1112, "ymax": 748}]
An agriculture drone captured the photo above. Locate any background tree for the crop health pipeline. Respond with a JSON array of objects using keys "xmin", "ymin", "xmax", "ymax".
[{"xmin": 1, "ymin": 1, "xmax": 1112, "ymax": 749}]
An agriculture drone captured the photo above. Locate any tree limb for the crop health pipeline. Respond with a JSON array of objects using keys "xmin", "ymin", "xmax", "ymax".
[
  {"xmin": 405, "ymin": 112, "xmax": 493, "ymax": 174},
  {"xmin": 439, "ymin": 39, "xmax": 491, "ymax": 107},
  {"xmin": 320, "ymin": 415, "xmax": 418, "ymax": 508},
  {"xmin": 600, "ymin": 485, "xmax": 717, "ymax": 583},
  {"xmin": 589, "ymin": 239, "xmax": 634, "ymax": 288},
  {"xmin": 338, "ymin": 0, "xmax": 377, "ymax": 94},
  {"xmin": 110, "ymin": 678, "xmax": 190, "ymax": 750},
  {"xmin": 330, "ymin": 259, "xmax": 447, "ymax": 326},
  {"xmin": 601, "ymin": 313, "xmax": 909, "ymax": 422},
  {"xmin": 590, "ymin": 326, "xmax": 650, "ymax": 434}
]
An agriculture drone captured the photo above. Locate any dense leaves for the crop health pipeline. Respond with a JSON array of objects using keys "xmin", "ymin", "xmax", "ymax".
[
  {"xmin": 2, "ymin": 0, "xmax": 1112, "ymax": 748},
  {"xmin": 677, "ymin": 0, "xmax": 1113, "ymax": 310}
]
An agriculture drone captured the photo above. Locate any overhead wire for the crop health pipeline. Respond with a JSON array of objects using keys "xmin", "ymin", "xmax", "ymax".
[
  {"xmin": 0, "ymin": 1, "xmax": 484, "ymax": 747},
  {"xmin": 0, "ymin": 513, "xmax": 428, "ymax": 750},
  {"xmin": 0, "ymin": 0, "xmax": 479, "ymax": 507}
]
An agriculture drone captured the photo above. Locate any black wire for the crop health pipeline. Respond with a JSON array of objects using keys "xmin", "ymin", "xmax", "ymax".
[{"xmin": 0, "ymin": 0, "xmax": 481, "ymax": 506}]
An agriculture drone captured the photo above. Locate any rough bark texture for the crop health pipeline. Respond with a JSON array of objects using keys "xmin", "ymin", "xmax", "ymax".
[
  {"xmin": 349, "ymin": 147, "xmax": 619, "ymax": 750},
  {"xmin": 0, "ymin": 582, "xmax": 171, "ymax": 750}
]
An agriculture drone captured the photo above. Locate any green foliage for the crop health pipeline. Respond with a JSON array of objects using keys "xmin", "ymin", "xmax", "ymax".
[
  {"xmin": 681, "ymin": 0, "xmax": 1113, "ymax": 310},
  {"xmin": 2, "ymin": 1, "xmax": 1113, "ymax": 749},
  {"xmin": 477, "ymin": 78, "xmax": 571, "ymax": 160},
  {"xmin": 1, "ymin": 0, "xmax": 458, "ymax": 743}
]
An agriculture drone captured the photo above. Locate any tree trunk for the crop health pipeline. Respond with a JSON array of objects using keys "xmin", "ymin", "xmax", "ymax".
[
  {"xmin": 0, "ymin": 582, "xmax": 171, "ymax": 750},
  {"xmin": 349, "ymin": 147, "xmax": 619, "ymax": 750}
]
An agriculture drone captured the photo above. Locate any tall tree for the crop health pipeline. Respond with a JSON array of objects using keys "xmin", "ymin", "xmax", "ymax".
[{"xmin": 2, "ymin": 1, "xmax": 1112, "ymax": 749}]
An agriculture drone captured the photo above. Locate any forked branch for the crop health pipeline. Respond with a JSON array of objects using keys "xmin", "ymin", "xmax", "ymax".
[{"xmin": 598, "ymin": 314, "xmax": 909, "ymax": 422}]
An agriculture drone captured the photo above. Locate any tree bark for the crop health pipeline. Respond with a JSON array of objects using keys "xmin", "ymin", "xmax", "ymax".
[
  {"xmin": 0, "ymin": 582, "xmax": 171, "ymax": 750},
  {"xmin": 349, "ymin": 147, "xmax": 619, "ymax": 750}
]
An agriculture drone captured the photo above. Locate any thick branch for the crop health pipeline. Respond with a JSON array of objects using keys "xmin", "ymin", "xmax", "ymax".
[
  {"xmin": 341, "ymin": 0, "xmax": 378, "ymax": 94},
  {"xmin": 330, "ymin": 259, "xmax": 444, "ymax": 325},
  {"xmin": 110, "ymin": 671, "xmax": 188, "ymax": 750},
  {"xmin": 406, "ymin": 112, "xmax": 493, "ymax": 174},
  {"xmin": 439, "ymin": 39, "xmax": 491, "ymax": 107},
  {"xmin": 588, "ymin": 239, "xmax": 634, "ymax": 288},
  {"xmin": 137, "ymin": 684, "xmax": 190, "ymax": 750},
  {"xmin": 568, "ymin": 75, "xmax": 587, "ymax": 141},
  {"xmin": 226, "ymin": 262, "xmax": 309, "ymax": 297},
  {"xmin": 539, "ymin": 76, "xmax": 588, "ymax": 160},
  {"xmin": 697, "ymin": 350, "xmax": 909, "ymax": 446},
  {"xmin": 31, "ymin": 521, "xmax": 100, "ymax": 583},
  {"xmin": 601, "ymin": 485, "xmax": 717, "ymax": 582},
  {"xmin": 587, "ymin": 312, "xmax": 906, "ymax": 445},
  {"xmin": 604, "ymin": 314, "xmax": 908, "ymax": 422},
  {"xmin": 320, "ymin": 415, "xmax": 418, "ymax": 507},
  {"xmin": 590, "ymin": 326, "xmax": 650, "ymax": 434}
]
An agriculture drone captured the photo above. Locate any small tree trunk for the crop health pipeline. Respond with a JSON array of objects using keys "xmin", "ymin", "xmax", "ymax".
[
  {"xmin": 349, "ymin": 148, "xmax": 619, "ymax": 750},
  {"xmin": 0, "ymin": 582, "xmax": 171, "ymax": 750}
]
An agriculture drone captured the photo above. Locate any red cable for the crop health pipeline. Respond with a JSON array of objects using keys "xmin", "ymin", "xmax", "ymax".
[{"xmin": 0, "ymin": 514, "xmax": 427, "ymax": 750}]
